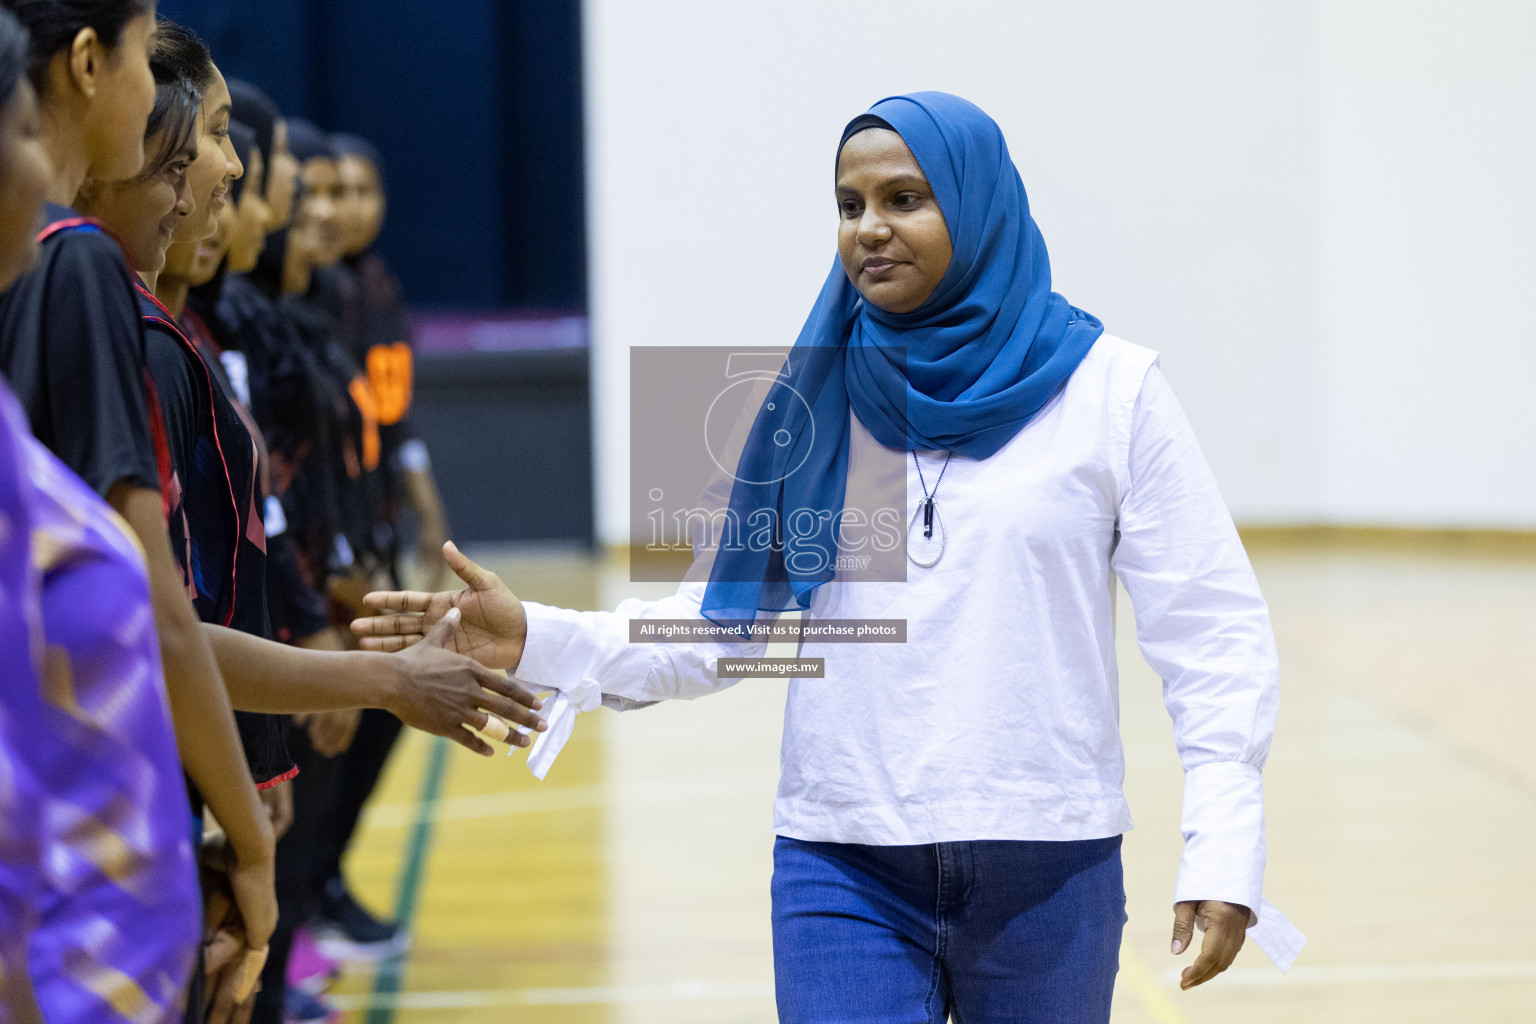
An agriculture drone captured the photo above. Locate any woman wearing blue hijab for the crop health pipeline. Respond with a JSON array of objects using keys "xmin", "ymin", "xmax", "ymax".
[
  {"xmin": 699, "ymin": 92, "xmax": 1106, "ymax": 623},
  {"xmin": 355, "ymin": 92, "xmax": 1303, "ymax": 1021}
]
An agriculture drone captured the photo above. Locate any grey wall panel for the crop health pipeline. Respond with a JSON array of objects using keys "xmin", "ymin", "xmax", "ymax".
[{"xmin": 410, "ymin": 350, "xmax": 593, "ymax": 545}]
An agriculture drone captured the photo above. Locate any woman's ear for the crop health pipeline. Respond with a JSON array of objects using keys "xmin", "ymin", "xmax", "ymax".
[{"xmin": 66, "ymin": 27, "xmax": 102, "ymax": 100}]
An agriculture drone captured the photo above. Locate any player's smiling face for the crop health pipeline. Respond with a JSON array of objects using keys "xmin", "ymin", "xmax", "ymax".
[{"xmin": 76, "ymin": 124, "xmax": 196, "ymax": 277}]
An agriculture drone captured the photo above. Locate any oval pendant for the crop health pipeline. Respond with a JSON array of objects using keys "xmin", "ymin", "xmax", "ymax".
[{"xmin": 907, "ymin": 500, "xmax": 947, "ymax": 568}]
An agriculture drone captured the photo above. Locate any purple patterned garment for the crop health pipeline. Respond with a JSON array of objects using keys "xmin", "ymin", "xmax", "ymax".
[
  {"xmin": 0, "ymin": 382, "xmax": 200, "ymax": 1024},
  {"xmin": 0, "ymin": 381, "xmax": 47, "ymax": 1021}
]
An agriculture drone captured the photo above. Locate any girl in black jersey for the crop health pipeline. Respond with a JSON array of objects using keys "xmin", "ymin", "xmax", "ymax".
[
  {"xmin": 287, "ymin": 120, "xmax": 387, "ymax": 616},
  {"xmin": 285, "ymin": 122, "xmax": 422, "ymax": 975},
  {"xmin": 331, "ymin": 134, "xmax": 451, "ymax": 592},
  {"xmin": 76, "ymin": 22, "xmax": 299, "ymax": 795}
]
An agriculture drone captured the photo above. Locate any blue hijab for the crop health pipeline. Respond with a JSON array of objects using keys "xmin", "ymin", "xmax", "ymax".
[{"xmin": 700, "ymin": 92, "xmax": 1103, "ymax": 625}]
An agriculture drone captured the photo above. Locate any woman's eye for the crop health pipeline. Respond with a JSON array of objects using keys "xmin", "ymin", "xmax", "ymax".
[
  {"xmin": 839, "ymin": 200, "xmax": 861, "ymax": 217},
  {"xmin": 893, "ymin": 193, "xmax": 921, "ymax": 209}
]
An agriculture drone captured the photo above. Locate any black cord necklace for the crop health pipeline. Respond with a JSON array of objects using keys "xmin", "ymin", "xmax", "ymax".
[{"xmin": 909, "ymin": 450, "xmax": 954, "ymax": 568}]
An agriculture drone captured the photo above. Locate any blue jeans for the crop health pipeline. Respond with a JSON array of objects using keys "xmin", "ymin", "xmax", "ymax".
[{"xmin": 771, "ymin": 835, "xmax": 1126, "ymax": 1023}]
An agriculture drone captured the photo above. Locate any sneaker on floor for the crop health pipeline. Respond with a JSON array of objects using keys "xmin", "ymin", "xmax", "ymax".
[
  {"xmin": 283, "ymin": 987, "xmax": 339, "ymax": 1024},
  {"xmin": 286, "ymin": 927, "xmax": 339, "ymax": 995},
  {"xmin": 309, "ymin": 879, "xmax": 411, "ymax": 964}
]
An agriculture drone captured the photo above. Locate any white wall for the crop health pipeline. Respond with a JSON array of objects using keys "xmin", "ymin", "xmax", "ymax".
[
  {"xmin": 1312, "ymin": 1, "xmax": 1536, "ymax": 526},
  {"xmin": 584, "ymin": 0, "xmax": 1536, "ymax": 544}
]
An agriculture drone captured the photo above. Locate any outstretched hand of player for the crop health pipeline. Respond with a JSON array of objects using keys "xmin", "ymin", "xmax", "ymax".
[
  {"xmin": 384, "ymin": 607, "xmax": 544, "ymax": 757},
  {"xmin": 352, "ymin": 541, "xmax": 529, "ymax": 672}
]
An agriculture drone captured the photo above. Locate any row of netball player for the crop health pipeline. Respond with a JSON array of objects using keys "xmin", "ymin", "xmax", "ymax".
[{"xmin": 0, "ymin": 5, "xmax": 546, "ymax": 1024}]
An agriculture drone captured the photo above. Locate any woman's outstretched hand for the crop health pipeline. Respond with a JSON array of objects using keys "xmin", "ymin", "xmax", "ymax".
[
  {"xmin": 1170, "ymin": 900, "xmax": 1249, "ymax": 989},
  {"xmin": 352, "ymin": 541, "xmax": 529, "ymax": 672}
]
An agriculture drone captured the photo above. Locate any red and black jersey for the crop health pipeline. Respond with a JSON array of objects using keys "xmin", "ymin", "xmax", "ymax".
[
  {"xmin": 0, "ymin": 205, "xmax": 166, "ymax": 502},
  {"xmin": 138, "ymin": 284, "xmax": 294, "ymax": 790},
  {"xmin": 0, "ymin": 206, "xmax": 291, "ymax": 788},
  {"xmin": 198, "ymin": 273, "xmax": 333, "ymax": 643}
]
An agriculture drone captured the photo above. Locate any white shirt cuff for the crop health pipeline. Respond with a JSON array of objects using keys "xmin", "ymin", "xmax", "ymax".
[
  {"xmin": 1173, "ymin": 760, "xmax": 1265, "ymax": 915},
  {"xmin": 510, "ymin": 600, "xmax": 568, "ymax": 690},
  {"xmin": 1172, "ymin": 760, "xmax": 1307, "ymax": 972},
  {"xmin": 522, "ymin": 675, "xmax": 601, "ymax": 780},
  {"xmin": 511, "ymin": 599, "xmax": 647, "ymax": 693}
]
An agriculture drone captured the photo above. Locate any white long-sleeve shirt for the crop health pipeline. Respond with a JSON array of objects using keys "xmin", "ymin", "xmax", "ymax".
[{"xmin": 514, "ymin": 334, "xmax": 1304, "ymax": 968}]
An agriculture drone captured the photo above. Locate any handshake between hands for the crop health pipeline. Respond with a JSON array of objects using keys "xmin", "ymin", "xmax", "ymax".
[{"xmin": 353, "ymin": 540, "xmax": 537, "ymax": 756}]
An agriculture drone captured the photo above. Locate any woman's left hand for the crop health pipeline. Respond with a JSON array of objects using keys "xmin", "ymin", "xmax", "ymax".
[{"xmin": 1170, "ymin": 900, "xmax": 1248, "ymax": 989}]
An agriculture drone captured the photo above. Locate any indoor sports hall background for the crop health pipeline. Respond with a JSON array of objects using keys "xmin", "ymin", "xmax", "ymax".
[{"xmin": 164, "ymin": 1, "xmax": 1535, "ymax": 1021}]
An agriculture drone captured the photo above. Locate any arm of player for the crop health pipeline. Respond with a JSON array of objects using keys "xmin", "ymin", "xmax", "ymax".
[
  {"xmin": 110, "ymin": 482, "xmax": 278, "ymax": 957},
  {"xmin": 203, "ymin": 611, "xmax": 547, "ymax": 757}
]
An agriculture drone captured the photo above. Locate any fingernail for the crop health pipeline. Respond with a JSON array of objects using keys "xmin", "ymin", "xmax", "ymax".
[
  {"xmin": 533, "ymin": 699, "xmax": 544, "ymax": 709},
  {"xmin": 1171, "ymin": 939, "xmax": 1184, "ymax": 955}
]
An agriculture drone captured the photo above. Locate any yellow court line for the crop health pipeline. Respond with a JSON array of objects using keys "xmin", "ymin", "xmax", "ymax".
[{"xmin": 1119, "ymin": 945, "xmax": 1194, "ymax": 1024}]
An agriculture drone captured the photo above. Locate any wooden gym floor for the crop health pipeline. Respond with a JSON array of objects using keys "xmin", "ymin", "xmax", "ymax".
[{"xmin": 326, "ymin": 535, "xmax": 1536, "ymax": 1023}]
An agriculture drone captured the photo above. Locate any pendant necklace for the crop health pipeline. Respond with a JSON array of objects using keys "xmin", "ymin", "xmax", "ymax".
[{"xmin": 908, "ymin": 450, "xmax": 954, "ymax": 568}]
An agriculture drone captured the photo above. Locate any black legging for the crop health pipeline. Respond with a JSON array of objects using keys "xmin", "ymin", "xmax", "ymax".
[
  {"xmin": 250, "ymin": 710, "xmax": 403, "ymax": 1023},
  {"xmin": 312, "ymin": 708, "xmax": 403, "ymax": 898},
  {"xmin": 251, "ymin": 726, "xmax": 339, "ymax": 1024}
]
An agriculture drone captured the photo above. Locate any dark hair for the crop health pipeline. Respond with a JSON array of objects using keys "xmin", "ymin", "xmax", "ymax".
[
  {"xmin": 228, "ymin": 78, "xmax": 279, "ymax": 168},
  {"xmin": 837, "ymin": 113, "xmax": 896, "ymax": 161},
  {"xmin": 151, "ymin": 18, "xmax": 213, "ymax": 94},
  {"xmin": 329, "ymin": 132, "xmax": 384, "ymax": 186},
  {"xmin": 249, "ymin": 207, "xmax": 289, "ymax": 297},
  {"xmin": 228, "ymin": 119, "xmax": 255, "ymax": 203},
  {"xmin": 0, "ymin": 6, "xmax": 28, "ymax": 107},
  {"xmin": 134, "ymin": 74, "xmax": 198, "ymax": 182},
  {"xmin": 134, "ymin": 20, "xmax": 203, "ymax": 183},
  {"xmin": 284, "ymin": 116, "xmax": 330, "ymax": 164},
  {"xmin": 0, "ymin": 0, "xmax": 153, "ymax": 93}
]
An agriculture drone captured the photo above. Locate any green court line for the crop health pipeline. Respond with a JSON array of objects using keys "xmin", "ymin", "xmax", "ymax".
[{"xmin": 364, "ymin": 735, "xmax": 452, "ymax": 1024}]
